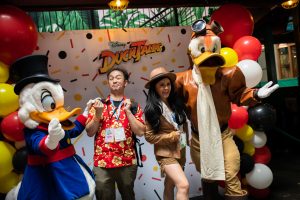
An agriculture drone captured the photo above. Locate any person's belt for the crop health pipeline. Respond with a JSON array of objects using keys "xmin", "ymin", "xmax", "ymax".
[
  {"xmin": 191, "ymin": 123, "xmax": 228, "ymax": 135},
  {"xmin": 27, "ymin": 145, "xmax": 76, "ymax": 165}
]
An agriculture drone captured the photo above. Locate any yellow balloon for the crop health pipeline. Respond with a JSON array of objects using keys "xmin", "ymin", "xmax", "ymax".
[
  {"xmin": 0, "ymin": 141, "xmax": 16, "ymax": 178},
  {"xmin": 0, "ymin": 83, "xmax": 19, "ymax": 117},
  {"xmin": 0, "ymin": 61, "xmax": 9, "ymax": 83},
  {"xmin": 236, "ymin": 125, "xmax": 254, "ymax": 142},
  {"xmin": 0, "ymin": 172, "xmax": 21, "ymax": 193},
  {"xmin": 243, "ymin": 141, "xmax": 255, "ymax": 156},
  {"xmin": 220, "ymin": 47, "xmax": 238, "ymax": 67}
]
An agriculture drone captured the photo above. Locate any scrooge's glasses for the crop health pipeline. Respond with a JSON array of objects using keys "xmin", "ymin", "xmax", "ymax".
[{"xmin": 191, "ymin": 19, "xmax": 224, "ymax": 36}]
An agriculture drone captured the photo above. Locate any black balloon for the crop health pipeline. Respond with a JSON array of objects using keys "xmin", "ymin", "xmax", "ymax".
[
  {"xmin": 240, "ymin": 153, "xmax": 255, "ymax": 176},
  {"xmin": 233, "ymin": 136, "xmax": 244, "ymax": 153},
  {"xmin": 248, "ymin": 103, "xmax": 276, "ymax": 131},
  {"xmin": 12, "ymin": 147, "xmax": 28, "ymax": 173}
]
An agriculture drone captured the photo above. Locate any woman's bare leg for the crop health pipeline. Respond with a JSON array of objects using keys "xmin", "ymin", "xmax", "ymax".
[{"xmin": 164, "ymin": 163, "xmax": 189, "ymax": 200}]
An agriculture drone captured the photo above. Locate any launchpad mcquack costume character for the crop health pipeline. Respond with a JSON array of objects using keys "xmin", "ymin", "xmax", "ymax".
[
  {"xmin": 9, "ymin": 55, "xmax": 96, "ymax": 200},
  {"xmin": 175, "ymin": 19, "xmax": 278, "ymax": 200}
]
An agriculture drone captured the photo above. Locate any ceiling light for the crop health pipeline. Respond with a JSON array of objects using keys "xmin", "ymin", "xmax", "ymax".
[
  {"xmin": 108, "ymin": 0, "xmax": 129, "ymax": 11},
  {"xmin": 281, "ymin": 0, "xmax": 299, "ymax": 9}
]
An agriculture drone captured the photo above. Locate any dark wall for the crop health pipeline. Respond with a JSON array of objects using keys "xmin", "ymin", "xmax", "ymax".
[{"xmin": 263, "ymin": 86, "xmax": 300, "ymax": 157}]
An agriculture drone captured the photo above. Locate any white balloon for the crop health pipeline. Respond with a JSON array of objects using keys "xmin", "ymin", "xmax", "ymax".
[
  {"xmin": 246, "ymin": 163, "xmax": 273, "ymax": 189},
  {"xmin": 252, "ymin": 131, "xmax": 267, "ymax": 148},
  {"xmin": 237, "ymin": 59, "xmax": 263, "ymax": 88}
]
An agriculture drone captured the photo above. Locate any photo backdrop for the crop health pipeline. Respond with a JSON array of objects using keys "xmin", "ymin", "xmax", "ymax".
[{"xmin": 33, "ymin": 26, "xmax": 203, "ymax": 199}]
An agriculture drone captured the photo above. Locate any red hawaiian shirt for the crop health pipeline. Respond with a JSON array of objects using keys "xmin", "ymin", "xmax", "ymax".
[{"xmin": 88, "ymin": 95, "xmax": 144, "ymax": 168}]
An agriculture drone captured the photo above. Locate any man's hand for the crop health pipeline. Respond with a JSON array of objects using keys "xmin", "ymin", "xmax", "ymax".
[
  {"xmin": 46, "ymin": 118, "xmax": 65, "ymax": 150},
  {"xmin": 124, "ymin": 99, "xmax": 132, "ymax": 113},
  {"xmin": 82, "ymin": 97, "xmax": 103, "ymax": 117},
  {"xmin": 93, "ymin": 99, "xmax": 104, "ymax": 117},
  {"xmin": 257, "ymin": 81, "xmax": 279, "ymax": 99}
]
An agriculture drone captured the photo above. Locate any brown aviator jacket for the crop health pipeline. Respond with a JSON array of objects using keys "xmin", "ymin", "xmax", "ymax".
[{"xmin": 175, "ymin": 66, "xmax": 259, "ymax": 132}]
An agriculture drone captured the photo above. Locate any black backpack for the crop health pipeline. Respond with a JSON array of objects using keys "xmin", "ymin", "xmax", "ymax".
[{"xmin": 130, "ymin": 102, "xmax": 144, "ymax": 167}]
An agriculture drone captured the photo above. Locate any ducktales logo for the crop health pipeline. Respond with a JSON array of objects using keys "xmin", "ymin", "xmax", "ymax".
[{"xmin": 98, "ymin": 40, "xmax": 164, "ymax": 74}]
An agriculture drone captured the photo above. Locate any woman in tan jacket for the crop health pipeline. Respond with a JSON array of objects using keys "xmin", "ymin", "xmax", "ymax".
[{"xmin": 144, "ymin": 67, "xmax": 189, "ymax": 200}]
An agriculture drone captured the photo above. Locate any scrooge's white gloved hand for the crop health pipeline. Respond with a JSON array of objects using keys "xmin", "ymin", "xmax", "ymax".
[
  {"xmin": 46, "ymin": 118, "xmax": 65, "ymax": 150},
  {"xmin": 83, "ymin": 98, "xmax": 97, "ymax": 117},
  {"xmin": 257, "ymin": 81, "xmax": 279, "ymax": 99}
]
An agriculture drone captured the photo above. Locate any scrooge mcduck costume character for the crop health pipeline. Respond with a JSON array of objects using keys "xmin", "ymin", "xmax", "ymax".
[
  {"xmin": 175, "ymin": 19, "xmax": 279, "ymax": 200},
  {"xmin": 10, "ymin": 55, "xmax": 95, "ymax": 200}
]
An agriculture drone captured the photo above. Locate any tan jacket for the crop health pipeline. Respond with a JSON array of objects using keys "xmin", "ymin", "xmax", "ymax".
[
  {"xmin": 175, "ymin": 67, "xmax": 259, "ymax": 131},
  {"xmin": 145, "ymin": 116, "xmax": 188, "ymax": 159}
]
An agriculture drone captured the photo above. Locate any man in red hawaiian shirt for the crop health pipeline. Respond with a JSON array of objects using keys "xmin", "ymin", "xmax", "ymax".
[{"xmin": 86, "ymin": 66, "xmax": 145, "ymax": 200}]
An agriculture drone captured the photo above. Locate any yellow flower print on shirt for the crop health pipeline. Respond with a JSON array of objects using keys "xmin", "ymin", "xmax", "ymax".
[
  {"xmin": 98, "ymin": 160, "xmax": 107, "ymax": 167},
  {"xmin": 126, "ymin": 137, "xmax": 132, "ymax": 145},
  {"xmin": 124, "ymin": 149, "xmax": 134, "ymax": 157},
  {"xmin": 119, "ymin": 141, "xmax": 125, "ymax": 148},
  {"xmin": 112, "ymin": 156, "xmax": 122, "ymax": 166},
  {"xmin": 101, "ymin": 130, "xmax": 106, "ymax": 137},
  {"xmin": 132, "ymin": 159, "xmax": 137, "ymax": 165},
  {"xmin": 95, "ymin": 146, "xmax": 102, "ymax": 155}
]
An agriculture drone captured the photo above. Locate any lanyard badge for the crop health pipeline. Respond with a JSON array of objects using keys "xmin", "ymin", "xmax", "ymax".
[{"xmin": 105, "ymin": 97, "xmax": 126, "ymax": 143}]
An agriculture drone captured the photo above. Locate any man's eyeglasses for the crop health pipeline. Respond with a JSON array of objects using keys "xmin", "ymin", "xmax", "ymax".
[{"xmin": 191, "ymin": 19, "xmax": 224, "ymax": 36}]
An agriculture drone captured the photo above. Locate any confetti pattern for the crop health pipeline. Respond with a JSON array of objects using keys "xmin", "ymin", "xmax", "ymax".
[
  {"xmin": 152, "ymin": 177, "xmax": 161, "ymax": 181},
  {"xmin": 138, "ymin": 173, "xmax": 143, "ymax": 180},
  {"xmin": 33, "ymin": 26, "xmax": 202, "ymax": 199},
  {"xmin": 70, "ymin": 39, "xmax": 74, "ymax": 48},
  {"xmin": 154, "ymin": 189, "xmax": 161, "ymax": 200}
]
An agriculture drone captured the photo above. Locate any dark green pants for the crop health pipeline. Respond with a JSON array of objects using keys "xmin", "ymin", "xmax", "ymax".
[{"xmin": 93, "ymin": 165, "xmax": 137, "ymax": 200}]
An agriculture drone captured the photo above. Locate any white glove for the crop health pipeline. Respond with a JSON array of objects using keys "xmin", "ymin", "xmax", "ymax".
[
  {"xmin": 257, "ymin": 81, "xmax": 279, "ymax": 99},
  {"xmin": 46, "ymin": 118, "xmax": 65, "ymax": 150},
  {"xmin": 83, "ymin": 98, "xmax": 97, "ymax": 117}
]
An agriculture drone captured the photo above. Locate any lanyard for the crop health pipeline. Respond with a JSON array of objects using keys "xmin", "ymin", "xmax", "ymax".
[
  {"xmin": 108, "ymin": 98, "xmax": 124, "ymax": 121},
  {"xmin": 170, "ymin": 113, "xmax": 177, "ymax": 128}
]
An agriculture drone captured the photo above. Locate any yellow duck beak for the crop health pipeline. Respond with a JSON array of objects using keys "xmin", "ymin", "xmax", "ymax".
[
  {"xmin": 192, "ymin": 52, "xmax": 225, "ymax": 85},
  {"xmin": 30, "ymin": 107, "xmax": 82, "ymax": 130}
]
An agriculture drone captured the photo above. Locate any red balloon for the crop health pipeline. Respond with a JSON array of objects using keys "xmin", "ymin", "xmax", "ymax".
[
  {"xmin": 228, "ymin": 104, "xmax": 248, "ymax": 129},
  {"xmin": 0, "ymin": 6, "xmax": 38, "ymax": 65},
  {"xmin": 1, "ymin": 111, "xmax": 25, "ymax": 142},
  {"xmin": 253, "ymin": 146, "xmax": 271, "ymax": 165},
  {"xmin": 248, "ymin": 186, "xmax": 270, "ymax": 199},
  {"xmin": 211, "ymin": 4, "xmax": 254, "ymax": 48},
  {"xmin": 233, "ymin": 36, "xmax": 262, "ymax": 61}
]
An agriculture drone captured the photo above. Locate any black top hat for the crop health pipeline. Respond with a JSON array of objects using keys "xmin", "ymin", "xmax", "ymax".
[{"xmin": 10, "ymin": 55, "xmax": 60, "ymax": 95}]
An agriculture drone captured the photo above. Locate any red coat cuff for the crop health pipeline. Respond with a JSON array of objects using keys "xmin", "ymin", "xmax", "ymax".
[
  {"xmin": 76, "ymin": 114, "xmax": 87, "ymax": 125},
  {"xmin": 39, "ymin": 136, "xmax": 59, "ymax": 156}
]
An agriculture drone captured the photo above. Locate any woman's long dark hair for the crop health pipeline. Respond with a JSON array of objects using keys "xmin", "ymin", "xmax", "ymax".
[{"xmin": 144, "ymin": 77, "xmax": 186, "ymax": 133}]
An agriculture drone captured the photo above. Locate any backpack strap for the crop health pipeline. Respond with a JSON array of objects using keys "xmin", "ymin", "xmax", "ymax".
[{"xmin": 130, "ymin": 101, "xmax": 144, "ymax": 167}]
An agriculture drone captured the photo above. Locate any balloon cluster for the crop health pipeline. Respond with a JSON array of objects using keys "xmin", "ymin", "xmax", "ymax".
[
  {"xmin": 211, "ymin": 4, "xmax": 263, "ymax": 88},
  {"xmin": 224, "ymin": 103, "xmax": 275, "ymax": 198},
  {"xmin": 230, "ymin": 103, "xmax": 275, "ymax": 198},
  {"xmin": 211, "ymin": 4, "xmax": 276, "ymax": 198},
  {"xmin": 0, "ymin": 5, "xmax": 38, "ymax": 195}
]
